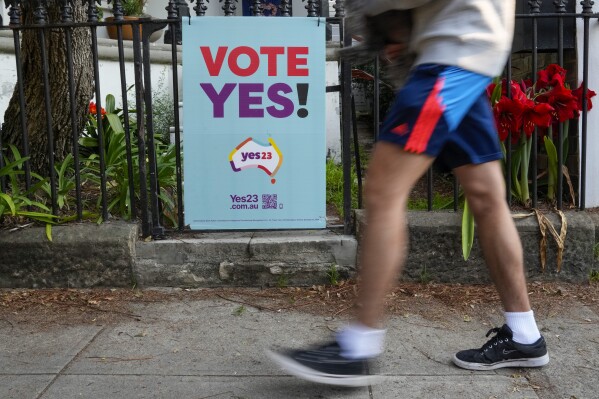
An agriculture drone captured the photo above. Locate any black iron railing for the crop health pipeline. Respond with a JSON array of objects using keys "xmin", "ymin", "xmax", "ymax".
[{"xmin": 0, "ymin": 0, "xmax": 596, "ymax": 239}]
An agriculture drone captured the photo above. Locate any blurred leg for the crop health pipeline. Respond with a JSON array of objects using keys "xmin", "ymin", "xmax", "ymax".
[{"xmin": 356, "ymin": 142, "xmax": 434, "ymax": 327}]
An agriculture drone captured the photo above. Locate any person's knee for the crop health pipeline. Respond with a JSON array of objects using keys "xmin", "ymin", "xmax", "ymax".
[
  {"xmin": 364, "ymin": 174, "xmax": 409, "ymax": 211},
  {"xmin": 466, "ymin": 189, "xmax": 506, "ymax": 218}
]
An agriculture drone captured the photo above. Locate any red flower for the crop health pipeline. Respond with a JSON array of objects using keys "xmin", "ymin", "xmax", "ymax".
[
  {"xmin": 493, "ymin": 96, "xmax": 524, "ymax": 142},
  {"xmin": 522, "ymin": 78, "xmax": 534, "ymax": 90},
  {"xmin": 572, "ymin": 84, "xmax": 597, "ymax": 114},
  {"xmin": 537, "ymin": 64, "xmax": 567, "ymax": 90},
  {"xmin": 487, "ymin": 80, "xmax": 527, "ymax": 102},
  {"xmin": 89, "ymin": 101, "xmax": 106, "ymax": 116},
  {"xmin": 521, "ymin": 100, "xmax": 553, "ymax": 137},
  {"xmin": 536, "ymin": 76, "xmax": 578, "ymax": 123}
]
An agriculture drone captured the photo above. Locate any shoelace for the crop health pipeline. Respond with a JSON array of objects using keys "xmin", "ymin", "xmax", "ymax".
[{"xmin": 481, "ymin": 327, "xmax": 510, "ymax": 353}]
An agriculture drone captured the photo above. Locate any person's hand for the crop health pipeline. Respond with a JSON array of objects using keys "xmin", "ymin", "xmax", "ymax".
[{"xmin": 383, "ymin": 43, "xmax": 408, "ymax": 63}]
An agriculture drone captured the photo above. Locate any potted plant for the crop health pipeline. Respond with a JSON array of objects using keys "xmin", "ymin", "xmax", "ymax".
[{"xmin": 105, "ymin": 0, "xmax": 154, "ymax": 41}]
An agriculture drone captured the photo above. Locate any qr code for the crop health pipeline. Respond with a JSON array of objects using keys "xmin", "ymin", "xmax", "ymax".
[{"xmin": 262, "ymin": 194, "xmax": 278, "ymax": 209}]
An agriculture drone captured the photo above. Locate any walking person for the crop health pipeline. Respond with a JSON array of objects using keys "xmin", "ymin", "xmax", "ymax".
[{"xmin": 268, "ymin": 0, "xmax": 549, "ymax": 386}]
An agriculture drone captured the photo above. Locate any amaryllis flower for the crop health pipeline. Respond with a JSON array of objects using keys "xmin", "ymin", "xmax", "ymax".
[
  {"xmin": 536, "ymin": 76, "xmax": 578, "ymax": 123},
  {"xmin": 493, "ymin": 96, "xmax": 524, "ymax": 142},
  {"xmin": 89, "ymin": 101, "xmax": 106, "ymax": 116},
  {"xmin": 572, "ymin": 84, "xmax": 597, "ymax": 114},
  {"xmin": 522, "ymin": 78, "xmax": 533, "ymax": 90},
  {"xmin": 521, "ymin": 100, "xmax": 554, "ymax": 136},
  {"xmin": 536, "ymin": 64, "xmax": 567, "ymax": 90}
]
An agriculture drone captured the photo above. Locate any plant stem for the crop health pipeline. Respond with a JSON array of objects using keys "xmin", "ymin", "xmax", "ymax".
[{"xmin": 520, "ymin": 132, "xmax": 531, "ymax": 205}]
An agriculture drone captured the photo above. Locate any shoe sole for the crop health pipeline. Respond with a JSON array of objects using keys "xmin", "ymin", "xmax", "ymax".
[
  {"xmin": 266, "ymin": 349, "xmax": 384, "ymax": 387},
  {"xmin": 452, "ymin": 353, "xmax": 550, "ymax": 371}
]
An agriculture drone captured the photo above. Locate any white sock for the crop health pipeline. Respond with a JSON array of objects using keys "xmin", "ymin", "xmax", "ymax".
[
  {"xmin": 336, "ymin": 323, "xmax": 386, "ymax": 359},
  {"xmin": 504, "ymin": 310, "xmax": 541, "ymax": 344}
]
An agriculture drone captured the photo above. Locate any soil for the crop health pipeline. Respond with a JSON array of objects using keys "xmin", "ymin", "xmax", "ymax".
[{"xmin": 1, "ymin": 282, "xmax": 597, "ymax": 330}]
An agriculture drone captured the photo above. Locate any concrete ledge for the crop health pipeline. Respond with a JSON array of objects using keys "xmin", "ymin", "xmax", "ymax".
[
  {"xmin": 0, "ymin": 210, "xmax": 595, "ymax": 288},
  {"xmin": 133, "ymin": 230, "xmax": 357, "ymax": 287},
  {"xmin": 356, "ymin": 210, "xmax": 597, "ymax": 283},
  {"xmin": 0, "ymin": 222, "xmax": 138, "ymax": 288}
]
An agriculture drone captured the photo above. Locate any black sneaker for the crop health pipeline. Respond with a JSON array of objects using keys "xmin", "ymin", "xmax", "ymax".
[
  {"xmin": 453, "ymin": 324, "xmax": 549, "ymax": 371},
  {"xmin": 266, "ymin": 341, "xmax": 381, "ymax": 386}
]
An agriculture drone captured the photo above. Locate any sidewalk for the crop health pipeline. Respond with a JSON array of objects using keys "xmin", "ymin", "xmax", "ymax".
[{"xmin": 1, "ymin": 286, "xmax": 597, "ymax": 399}]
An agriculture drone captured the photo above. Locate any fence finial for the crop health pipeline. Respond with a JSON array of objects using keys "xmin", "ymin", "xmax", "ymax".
[
  {"xmin": 280, "ymin": 0, "xmax": 291, "ymax": 16},
  {"xmin": 33, "ymin": 0, "xmax": 49, "ymax": 25},
  {"xmin": 84, "ymin": 0, "xmax": 101, "ymax": 23},
  {"xmin": 528, "ymin": 0, "xmax": 543, "ymax": 13},
  {"xmin": 6, "ymin": 0, "xmax": 23, "ymax": 26},
  {"xmin": 333, "ymin": 0, "xmax": 345, "ymax": 18},
  {"xmin": 220, "ymin": 0, "xmax": 237, "ymax": 16},
  {"xmin": 581, "ymin": 0, "xmax": 594, "ymax": 13},
  {"xmin": 190, "ymin": 0, "xmax": 209, "ymax": 16},
  {"xmin": 109, "ymin": 0, "xmax": 124, "ymax": 21},
  {"xmin": 166, "ymin": 0, "xmax": 178, "ymax": 18},
  {"xmin": 251, "ymin": 0, "xmax": 263, "ymax": 16},
  {"xmin": 60, "ymin": 0, "xmax": 75, "ymax": 22},
  {"xmin": 303, "ymin": 0, "xmax": 320, "ymax": 17},
  {"xmin": 553, "ymin": 0, "xmax": 568, "ymax": 13}
]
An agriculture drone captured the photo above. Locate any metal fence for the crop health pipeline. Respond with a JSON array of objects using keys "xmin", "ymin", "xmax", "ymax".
[
  {"xmin": 0, "ymin": 0, "xmax": 596, "ymax": 239},
  {"xmin": 361, "ymin": 1, "xmax": 598, "ymax": 219}
]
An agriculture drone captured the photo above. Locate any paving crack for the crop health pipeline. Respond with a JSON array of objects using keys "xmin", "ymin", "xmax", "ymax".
[{"xmin": 35, "ymin": 326, "xmax": 107, "ymax": 399}]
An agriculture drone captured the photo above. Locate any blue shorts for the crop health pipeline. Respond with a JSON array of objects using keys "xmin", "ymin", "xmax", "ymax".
[{"xmin": 378, "ymin": 64, "xmax": 503, "ymax": 171}]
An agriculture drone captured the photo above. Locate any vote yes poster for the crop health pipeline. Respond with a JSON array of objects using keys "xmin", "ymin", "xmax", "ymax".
[{"xmin": 182, "ymin": 17, "xmax": 326, "ymax": 229}]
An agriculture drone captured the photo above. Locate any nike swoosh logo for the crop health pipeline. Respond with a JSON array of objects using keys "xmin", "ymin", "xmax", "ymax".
[{"xmin": 503, "ymin": 349, "xmax": 518, "ymax": 355}]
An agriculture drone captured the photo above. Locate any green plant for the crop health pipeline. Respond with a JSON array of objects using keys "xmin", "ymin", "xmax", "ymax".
[
  {"xmin": 121, "ymin": 0, "xmax": 147, "ymax": 16},
  {"xmin": 327, "ymin": 264, "xmax": 340, "ymax": 286},
  {"xmin": 277, "ymin": 275, "xmax": 289, "ymax": 288},
  {"xmin": 462, "ymin": 199, "xmax": 475, "ymax": 260},
  {"xmin": 39, "ymin": 154, "xmax": 76, "ymax": 211},
  {"xmin": 0, "ymin": 145, "xmax": 60, "ymax": 239},
  {"xmin": 81, "ymin": 94, "xmax": 180, "ymax": 226},
  {"xmin": 419, "ymin": 265, "xmax": 431, "ymax": 284},
  {"xmin": 96, "ymin": 5, "xmax": 104, "ymax": 20},
  {"xmin": 232, "ymin": 305, "xmax": 246, "ymax": 316},
  {"xmin": 326, "ymin": 158, "xmax": 358, "ymax": 217},
  {"xmin": 151, "ymin": 75, "xmax": 176, "ymax": 143},
  {"xmin": 590, "ymin": 270, "xmax": 599, "ymax": 283},
  {"xmin": 407, "ymin": 193, "xmax": 455, "ymax": 210},
  {"xmin": 81, "ymin": 95, "xmax": 135, "ymax": 219}
]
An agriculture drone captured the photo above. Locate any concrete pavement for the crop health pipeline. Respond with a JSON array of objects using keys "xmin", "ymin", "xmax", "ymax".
[{"xmin": 1, "ymin": 292, "xmax": 597, "ymax": 399}]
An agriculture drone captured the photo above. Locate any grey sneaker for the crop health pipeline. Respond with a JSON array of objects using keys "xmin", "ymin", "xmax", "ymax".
[
  {"xmin": 267, "ymin": 341, "xmax": 382, "ymax": 386},
  {"xmin": 453, "ymin": 324, "xmax": 549, "ymax": 371}
]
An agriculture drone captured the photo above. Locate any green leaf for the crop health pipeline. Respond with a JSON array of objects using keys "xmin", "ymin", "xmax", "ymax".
[
  {"xmin": 80, "ymin": 137, "xmax": 99, "ymax": 148},
  {"xmin": 105, "ymin": 94, "xmax": 116, "ymax": 114},
  {"xmin": 106, "ymin": 113, "xmax": 124, "ymax": 134},
  {"xmin": 45, "ymin": 224, "xmax": 53, "ymax": 241},
  {"xmin": 0, "ymin": 193, "xmax": 16, "ymax": 215},
  {"xmin": 544, "ymin": 136, "xmax": 558, "ymax": 200},
  {"xmin": 462, "ymin": 199, "xmax": 475, "ymax": 260}
]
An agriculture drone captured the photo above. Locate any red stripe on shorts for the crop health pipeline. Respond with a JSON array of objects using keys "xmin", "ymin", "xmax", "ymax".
[{"xmin": 404, "ymin": 78, "xmax": 446, "ymax": 154}]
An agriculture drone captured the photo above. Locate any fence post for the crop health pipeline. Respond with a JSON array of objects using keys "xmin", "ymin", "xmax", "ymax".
[
  {"xmin": 8, "ymin": 0, "xmax": 32, "ymax": 192},
  {"xmin": 341, "ymin": 18, "xmax": 353, "ymax": 234},
  {"xmin": 60, "ymin": 0, "xmax": 83, "ymax": 220}
]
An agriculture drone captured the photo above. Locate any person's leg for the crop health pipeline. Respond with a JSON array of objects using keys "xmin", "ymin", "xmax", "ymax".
[
  {"xmin": 452, "ymin": 161, "xmax": 530, "ymax": 312},
  {"xmin": 266, "ymin": 142, "xmax": 434, "ymax": 386},
  {"xmin": 355, "ymin": 142, "xmax": 434, "ymax": 328},
  {"xmin": 451, "ymin": 161, "xmax": 549, "ymax": 370}
]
